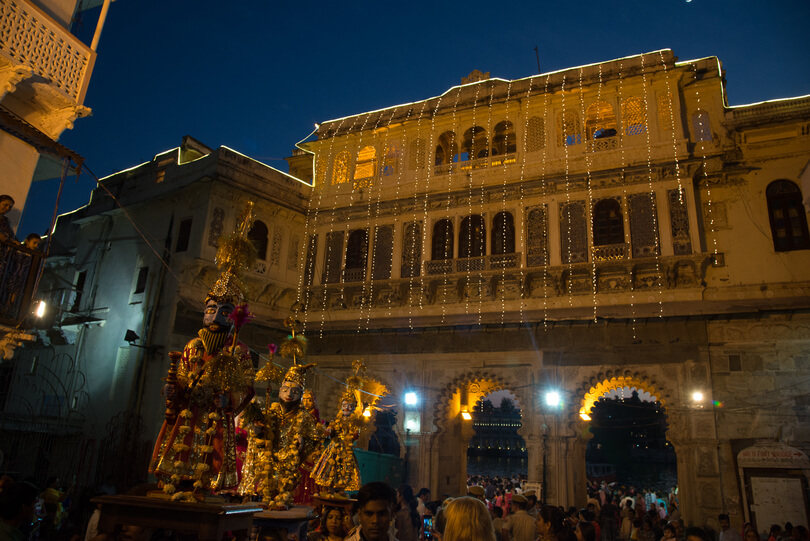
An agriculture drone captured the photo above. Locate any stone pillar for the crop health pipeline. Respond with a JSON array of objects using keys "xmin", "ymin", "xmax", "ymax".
[{"xmin": 525, "ymin": 434, "xmax": 544, "ymax": 483}]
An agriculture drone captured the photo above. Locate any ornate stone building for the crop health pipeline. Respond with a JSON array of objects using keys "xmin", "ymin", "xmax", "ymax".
[{"xmin": 287, "ymin": 49, "xmax": 810, "ymax": 528}]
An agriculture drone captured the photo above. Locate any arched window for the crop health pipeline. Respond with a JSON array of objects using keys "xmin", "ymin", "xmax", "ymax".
[
  {"xmin": 526, "ymin": 117, "xmax": 545, "ymax": 152},
  {"xmin": 491, "ymin": 212, "xmax": 515, "ymax": 255},
  {"xmin": 462, "ymin": 126, "xmax": 488, "ymax": 160},
  {"xmin": 354, "ymin": 145, "xmax": 377, "ymax": 180},
  {"xmin": 459, "ymin": 215, "xmax": 486, "ymax": 258},
  {"xmin": 345, "ymin": 229, "xmax": 369, "ymax": 282},
  {"xmin": 409, "ymin": 138, "xmax": 426, "ymax": 170},
  {"xmin": 435, "ymin": 131, "xmax": 458, "ymax": 166},
  {"xmin": 585, "ymin": 101, "xmax": 617, "ymax": 140},
  {"xmin": 432, "ymin": 219, "xmax": 454, "ymax": 260},
  {"xmin": 492, "ymin": 121, "xmax": 516, "ymax": 156},
  {"xmin": 593, "ymin": 199, "xmax": 624, "ymax": 246},
  {"xmin": 692, "ymin": 110, "xmax": 712, "ymax": 143},
  {"xmin": 332, "ymin": 151, "xmax": 350, "ymax": 185},
  {"xmin": 629, "ymin": 193, "xmax": 660, "ymax": 258},
  {"xmin": 381, "ymin": 141, "xmax": 400, "ymax": 177},
  {"xmin": 557, "ymin": 110, "xmax": 582, "ymax": 147},
  {"xmin": 248, "ymin": 220, "xmax": 268, "ymax": 260},
  {"xmin": 767, "ymin": 180, "xmax": 810, "ymax": 252},
  {"xmin": 622, "ymin": 97, "xmax": 647, "ymax": 136}
]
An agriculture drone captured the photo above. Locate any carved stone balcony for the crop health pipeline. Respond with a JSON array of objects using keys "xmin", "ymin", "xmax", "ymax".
[
  {"xmin": 343, "ymin": 267, "xmax": 366, "ymax": 283},
  {"xmin": 0, "ymin": 0, "xmax": 96, "ymax": 105},
  {"xmin": 425, "ymin": 253, "xmax": 522, "ymax": 275},
  {"xmin": 586, "ymin": 136, "xmax": 619, "ymax": 152},
  {"xmin": 592, "ymin": 243, "xmax": 628, "ymax": 261},
  {"xmin": 0, "ymin": 239, "xmax": 45, "ymax": 326}
]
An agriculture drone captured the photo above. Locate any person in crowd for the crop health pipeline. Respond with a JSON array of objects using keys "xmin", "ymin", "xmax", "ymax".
[
  {"xmin": 685, "ymin": 527, "xmax": 711, "ymax": 541},
  {"xmin": 769, "ymin": 525, "xmax": 783, "ymax": 541},
  {"xmin": 620, "ymin": 507, "xmax": 634, "ymax": 540},
  {"xmin": 536, "ymin": 505, "xmax": 575, "ymax": 541},
  {"xmin": 720, "ymin": 514, "xmax": 743, "ymax": 541},
  {"xmin": 0, "ymin": 480, "xmax": 39, "ymax": 541},
  {"xmin": 491, "ymin": 506, "xmax": 505, "ymax": 541},
  {"xmin": 524, "ymin": 491, "xmax": 538, "ymax": 518},
  {"xmin": 467, "ymin": 486, "xmax": 488, "ymax": 507},
  {"xmin": 601, "ymin": 495, "xmax": 619, "ymax": 541},
  {"xmin": 345, "ymin": 482, "xmax": 398, "ymax": 541},
  {"xmin": 417, "ymin": 488, "xmax": 431, "ymax": 517},
  {"xmin": 743, "ymin": 527, "xmax": 759, "ymax": 541},
  {"xmin": 0, "ymin": 195, "xmax": 17, "ymax": 244},
  {"xmin": 395, "ymin": 484, "xmax": 421, "ymax": 541},
  {"xmin": 22, "ymin": 233, "xmax": 40, "ymax": 251},
  {"xmin": 661, "ymin": 524, "xmax": 676, "ymax": 541},
  {"xmin": 502, "ymin": 494, "xmax": 534, "ymax": 541},
  {"xmin": 581, "ymin": 509, "xmax": 600, "ymax": 541},
  {"xmin": 443, "ymin": 497, "xmax": 495, "ymax": 541},
  {"xmin": 794, "ymin": 526, "xmax": 809, "ymax": 541},
  {"xmin": 785, "ymin": 525, "xmax": 795, "ymax": 541},
  {"xmin": 310, "ymin": 506, "xmax": 348, "ymax": 541},
  {"xmin": 576, "ymin": 521, "xmax": 597, "ymax": 541}
]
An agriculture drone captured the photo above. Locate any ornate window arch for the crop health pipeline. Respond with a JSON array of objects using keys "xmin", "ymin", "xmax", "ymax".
[
  {"xmin": 593, "ymin": 198, "xmax": 624, "ymax": 246},
  {"xmin": 767, "ymin": 180, "xmax": 810, "ymax": 252},
  {"xmin": 526, "ymin": 206, "xmax": 549, "ymax": 266},
  {"xmin": 560, "ymin": 201, "xmax": 587, "ymax": 263},
  {"xmin": 353, "ymin": 145, "xmax": 377, "ymax": 188},
  {"xmin": 585, "ymin": 101, "xmax": 617, "ymax": 140},
  {"xmin": 435, "ymin": 131, "xmax": 458, "ymax": 166},
  {"xmin": 492, "ymin": 211, "xmax": 515, "ymax": 255},
  {"xmin": 432, "ymin": 219, "xmax": 454, "ymax": 260},
  {"xmin": 248, "ymin": 220, "xmax": 268, "ymax": 260},
  {"xmin": 460, "ymin": 215, "xmax": 486, "ymax": 258},
  {"xmin": 345, "ymin": 229, "xmax": 369, "ymax": 281},
  {"xmin": 462, "ymin": 126, "xmax": 488, "ymax": 160},
  {"xmin": 492, "ymin": 121, "xmax": 516, "ymax": 156},
  {"xmin": 382, "ymin": 141, "xmax": 400, "ymax": 177}
]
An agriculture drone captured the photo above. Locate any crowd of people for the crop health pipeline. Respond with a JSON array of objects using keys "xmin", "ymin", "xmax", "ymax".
[{"xmin": 2, "ymin": 473, "xmax": 810, "ymax": 541}]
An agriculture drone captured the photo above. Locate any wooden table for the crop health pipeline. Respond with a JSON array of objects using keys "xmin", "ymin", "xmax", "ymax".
[
  {"xmin": 252, "ymin": 505, "xmax": 315, "ymax": 541},
  {"xmin": 92, "ymin": 495, "xmax": 263, "ymax": 541}
]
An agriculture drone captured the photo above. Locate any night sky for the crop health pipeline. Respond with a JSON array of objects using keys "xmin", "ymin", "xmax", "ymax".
[{"xmin": 19, "ymin": 0, "xmax": 810, "ymax": 237}]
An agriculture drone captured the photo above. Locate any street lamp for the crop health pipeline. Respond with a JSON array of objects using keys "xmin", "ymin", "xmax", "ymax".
[
  {"xmin": 405, "ymin": 392, "xmax": 418, "ymax": 406},
  {"xmin": 545, "ymin": 390, "xmax": 561, "ymax": 407}
]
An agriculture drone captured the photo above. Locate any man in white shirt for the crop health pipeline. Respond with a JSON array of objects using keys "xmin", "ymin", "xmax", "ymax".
[
  {"xmin": 416, "ymin": 488, "xmax": 430, "ymax": 517},
  {"xmin": 719, "ymin": 514, "xmax": 742, "ymax": 541}
]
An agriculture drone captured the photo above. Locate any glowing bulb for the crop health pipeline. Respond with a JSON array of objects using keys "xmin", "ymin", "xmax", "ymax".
[
  {"xmin": 692, "ymin": 391, "xmax": 704, "ymax": 402},
  {"xmin": 461, "ymin": 411, "xmax": 472, "ymax": 421},
  {"xmin": 35, "ymin": 300, "xmax": 46, "ymax": 318},
  {"xmin": 405, "ymin": 392, "xmax": 418, "ymax": 405},
  {"xmin": 579, "ymin": 409, "xmax": 591, "ymax": 421},
  {"xmin": 362, "ymin": 407, "xmax": 371, "ymax": 418},
  {"xmin": 545, "ymin": 391, "xmax": 561, "ymax": 407},
  {"xmin": 406, "ymin": 419, "xmax": 416, "ymax": 430}
]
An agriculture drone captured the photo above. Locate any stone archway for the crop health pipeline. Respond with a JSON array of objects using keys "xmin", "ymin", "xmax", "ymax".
[{"xmin": 428, "ymin": 369, "xmax": 533, "ymax": 497}]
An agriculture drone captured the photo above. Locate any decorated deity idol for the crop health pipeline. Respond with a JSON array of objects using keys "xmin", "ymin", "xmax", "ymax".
[
  {"xmin": 312, "ymin": 360, "xmax": 388, "ymax": 496},
  {"xmin": 292, "ymin": 389, "xmax": 325, "ymax": 505},
  {"xmin": 149, "ymin": 204, "xmax": 258, "ymax": 498},
  {"xmin": 264, "ymin": 361, "xmax": 321, "ymax": 509}
]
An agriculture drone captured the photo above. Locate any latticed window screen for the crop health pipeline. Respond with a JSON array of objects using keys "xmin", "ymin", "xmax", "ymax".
[
  {"xmin": 315, "ymin": 156, "xmax": 327, "ymax": 184},
  {"xmin": 409, "ymin": 139, "xmax": 426, "ymax": 170},
  {"xmin": 622, "ymin": 97, "xmax": 647, "ymax": 136},
  {"xmin": 692, "ymin": 110, "xmax": 712, "ymax": 143},
  {"xmin": 668, "ymin": 189, "xmax": 692, "ymax": 255},
  {"xmin": 432, "ymin": 219, "xmax": 454, "ymax": 260},
  {"xmin": 345, "ymin": 229, "xmax": 369, "ymax": 282},
  {"xmin": 401, "ymin": 222, "xmax": 422, "ymax": 277},
  {"xmin": 459, "ymin": 215, "xmax": 486, "ymax": 258},
  {"xmin": 657, "ymin": 92, "xmax": 674, "ymax": 133},
  {"xmin": 557, "ymin": 110, "xmax": 582, "ymax": 147},
  {"xmin": 526, "ymin": 207, "xmax": 549, "ymax": 266},
  {"xmin": 332, "ymin": 151, "xmax": 350, "ymax": 185},
  {"xmin": 766, "ymin": 180, "xmax": 810, "ymax": 252},
  {"xmin": 382, "ymin": 142, "xmax": 400, "ymax": 177},
  {"xmin": 492, "ymin": 212, "xmax": 515, "ymax": 255},
  {"xmin": 372, "ymin": 225, "xmax": 394, "ymax": 280},
  {"xmin": 560, "ymin": 201, "xmax": 588, "ymax": 263},
  {"xmin": 526, "ymin": 117, "xmax": 546, "ymax": 152},
  {"xmin": 585, "ymin": 101, "xmax": 617, "ymax": 140},
  {"xmin": 303, "ymin": 234, "xmax": 317, "ymax": 286},
  {"xmin": 322, "ymin": 231, "xmax": 344, "ymax": 283},
  {"xmin": 629, "ymin": 193, "xmax": 660, "ymax": 258}
]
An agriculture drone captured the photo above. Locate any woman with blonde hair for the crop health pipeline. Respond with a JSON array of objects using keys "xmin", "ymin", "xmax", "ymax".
[{"xmin": 443, "ymin": 496, "xmax": 496, "ymax": 541}]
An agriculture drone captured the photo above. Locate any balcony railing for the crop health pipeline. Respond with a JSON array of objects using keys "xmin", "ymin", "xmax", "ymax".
[
  {"xmin": 0, "ymin": 0, "xmax": 96, "ymax": 103},
  {"xmin": 343, "ymin": 267, "xmax": 366, "ymax": 283},
  {"xmin": 586, "ymin": 136, "xmax": 619, "ymax": 152},
  {"xmin": 0, "ymin": 239, "xmax": 45, "ymax": 326},
  {"xmin": 433, "ymin": 153, "xmax": 517, "ymax": 175},
  {"xmin": 425, "ymin": 253, "xmax": 523, "ymax": 275},
  {"xmin": 592, "ymin": 243, "xmax": 628, "ymax": 261}
]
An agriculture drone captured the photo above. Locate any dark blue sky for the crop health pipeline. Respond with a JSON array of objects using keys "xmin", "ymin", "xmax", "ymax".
[{"xmin": 20, "ymin": 0, "xmax": 810, "ymax": 237}]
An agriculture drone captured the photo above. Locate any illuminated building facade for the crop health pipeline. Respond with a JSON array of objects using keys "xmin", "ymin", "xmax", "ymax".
[{"xmin": 288, "ymin": 50, "xmax": 810, "ymax": 528}]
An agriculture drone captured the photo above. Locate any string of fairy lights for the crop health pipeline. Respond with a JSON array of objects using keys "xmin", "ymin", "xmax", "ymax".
[{"xmin": 292, "ymin": 51, "xmax": 714, "ymax": 355}]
